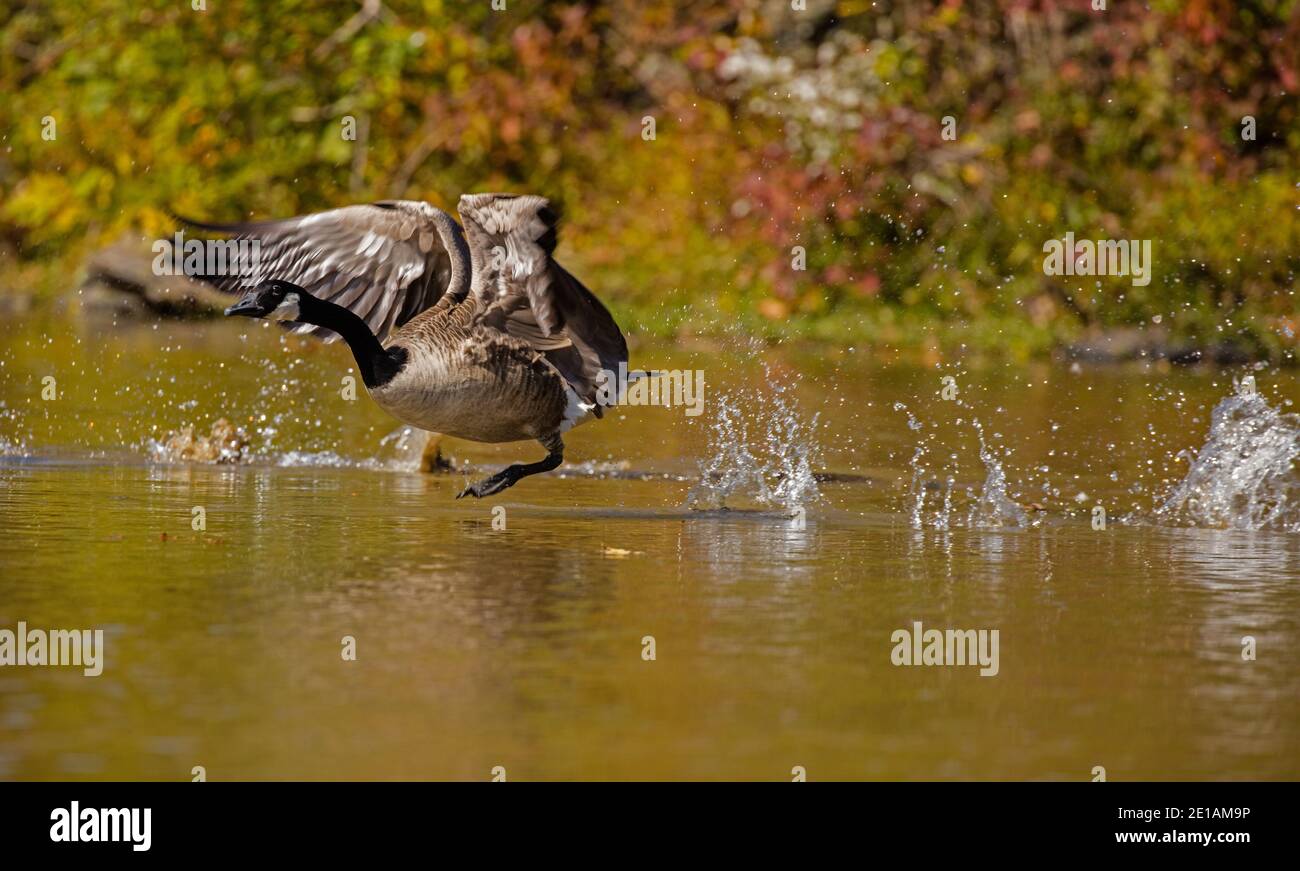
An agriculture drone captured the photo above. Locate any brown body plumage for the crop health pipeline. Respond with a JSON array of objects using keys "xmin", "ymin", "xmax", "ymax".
[{"xmin": 372, "ymin": 296, "xmax": 569, "ymax": 444}]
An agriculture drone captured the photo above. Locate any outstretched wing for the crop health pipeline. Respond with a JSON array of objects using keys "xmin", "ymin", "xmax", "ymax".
[
  {"xmin": 178, "ymin": 200, "xmax": 469, "ymax": 342},
  {"xmin": 457, "ymin": 193, "xmax": 628, "ymax": 413}
]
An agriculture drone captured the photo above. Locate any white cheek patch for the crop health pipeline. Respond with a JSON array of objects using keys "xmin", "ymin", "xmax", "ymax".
[{"xmin": 270, "ymin": 293, "xmax": 301, "ymax": 322}]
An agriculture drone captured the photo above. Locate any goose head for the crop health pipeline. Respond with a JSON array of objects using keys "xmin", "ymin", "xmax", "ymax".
[{"xmin": 224, "ymin": 280, "xmax": 303, "ymax": 321}]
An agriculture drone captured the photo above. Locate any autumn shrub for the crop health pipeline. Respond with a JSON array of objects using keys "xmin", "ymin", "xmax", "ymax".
[{"xmin": 1, "ymin": 0, "xmax": 1296, "ymax": 357}]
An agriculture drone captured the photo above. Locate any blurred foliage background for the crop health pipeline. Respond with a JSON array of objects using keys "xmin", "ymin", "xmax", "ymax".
[{"xmin": 1, "ymin": 0, "xmax": 1297, "ymax": 358}]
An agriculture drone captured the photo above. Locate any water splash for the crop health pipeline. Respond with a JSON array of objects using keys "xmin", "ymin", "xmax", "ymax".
[
  {"xmin": 374, "ymin": 425, "xmax": 435, "ymax": 471},
  {"xmin": 270, "ymin": 450, "xmax": 358, "ymax": 468},
  {"xmin": 896, "ymin": 401, "xmax": 1030, "ymax": 530},
  {"xmin": 1157, "ymin": 380, "xmax": 1300, "ymax": 531},
  {"xmin": 970, "ymin": 419, "xmax": 1030, "ymax": 528},
  {"xmin": 268, "ymin": 425, "xmax": 441, "ymax": 472},
  {"xmin": 894, "ymin": 401, "xmax": 930, "ymax": 528},
  {"xmin": 148, "ymin": 418, "xmax": 251, "ymax": 464},
  {"xmin": 148, "ymin": 423, "xmax": 437, "ymax": 472},
  {"xmin": 687, "ymin": 377, "xmax": 820, "ymax": 513},
  {"xmin": 764, "ymin": 380, "xmax": 821, "ymax": 509}
]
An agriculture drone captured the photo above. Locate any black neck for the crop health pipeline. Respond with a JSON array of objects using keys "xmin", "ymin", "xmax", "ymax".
[{"xmin": 297, "ymin": 294, "xmax": 407, "ymax": 389}]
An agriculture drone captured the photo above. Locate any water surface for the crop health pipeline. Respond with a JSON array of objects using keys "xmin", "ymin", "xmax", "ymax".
[{"xmin": 1, "ymin": 312, "xmax": 1298, "ymax": 780}]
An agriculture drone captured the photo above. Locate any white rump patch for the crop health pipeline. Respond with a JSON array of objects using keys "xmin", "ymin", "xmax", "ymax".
[{"xmin": 560, "ymin": 384, "xmax": 596, "ymax": 433}]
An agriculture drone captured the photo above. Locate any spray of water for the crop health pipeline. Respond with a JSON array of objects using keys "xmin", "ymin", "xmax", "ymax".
[
  {"xmin": 1157, "ymin": 379, "xmax": 1300, "ymax": 531},
  {"xmin": 687, "ymin": 375, "xmax": 820, "ymax": 513},
  {"xmin": 896, "ymin": 400, "xmax": 1030, "ymax": 530},
  {"xmin": 894, "ymin": 402, "xmax": 930, "ymax": 528},
  {"xmin": 149, "ymin": 423, "xmax": 433, "ymax": 472},
  {"xmin": 374, "ymin": 425, "xmax": 434, "ymax": 471},
  {"xmin": 970, "ymin": 418, "xmax": 1030, "ymax": 528}
]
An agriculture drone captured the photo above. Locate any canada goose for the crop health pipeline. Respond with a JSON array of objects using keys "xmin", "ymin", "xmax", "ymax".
[{"xmin": 186, "ymin": 194, "xmax": 630, "ymax": 498}]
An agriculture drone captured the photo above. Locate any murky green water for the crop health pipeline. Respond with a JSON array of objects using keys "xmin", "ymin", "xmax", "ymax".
[{"xmin": 2, "ymin": 310, "xmax": 1298, "ymax": 780}]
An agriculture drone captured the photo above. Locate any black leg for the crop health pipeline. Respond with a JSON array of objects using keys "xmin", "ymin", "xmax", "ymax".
[{"xmin": 456, "ymin": 437, "xmax": 563, "ymax": 499}]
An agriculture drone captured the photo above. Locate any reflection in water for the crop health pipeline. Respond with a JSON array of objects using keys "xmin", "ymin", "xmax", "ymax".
[
  {"xmin": 1, "ymin": 313, "xmax": 1299, "ymax": 779},
  {"xmin": 675, "ymin": 510, "xmax": 824, "ymax": 585},
  {"xmin": 1158, "ymin": 527, "xmax": 1300, "ymax": 765}
]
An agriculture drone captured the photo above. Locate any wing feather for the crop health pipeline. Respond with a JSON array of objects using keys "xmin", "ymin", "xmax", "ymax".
[
  {"xmin": 457, "ymin": 194, "xmax": 628, "ymax": 411},
  {"xmin": 177, "ymin": 201, "xmax": 461, "ymax": 342}
]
